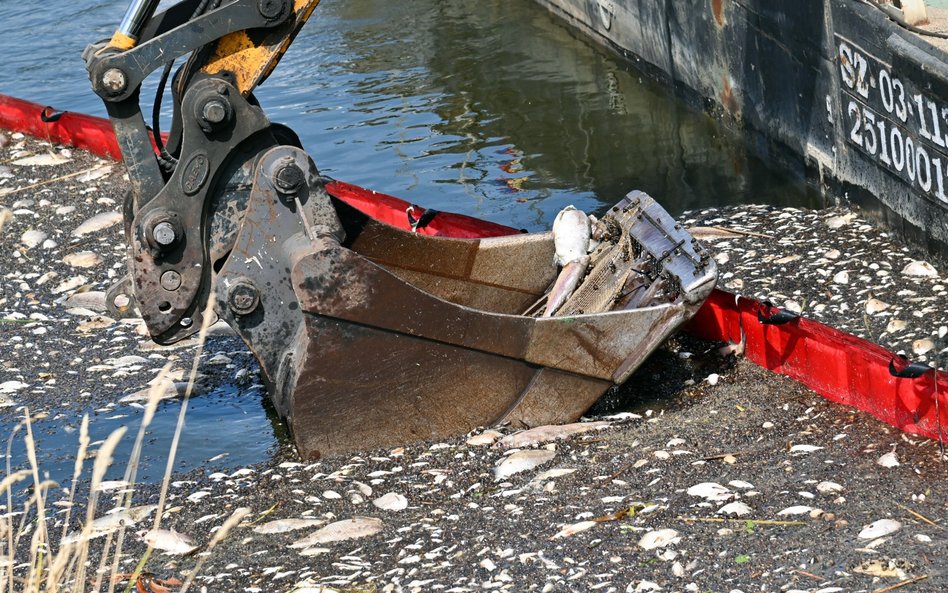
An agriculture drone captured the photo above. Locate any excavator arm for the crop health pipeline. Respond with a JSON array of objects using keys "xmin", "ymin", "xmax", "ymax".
[
  {"xmin": 85, "ymin": 0, "xmax": 332, "ymax": 343},
  {"xmin": 84, "ymin": 0, "xmax": 717, "ymax": 459}
]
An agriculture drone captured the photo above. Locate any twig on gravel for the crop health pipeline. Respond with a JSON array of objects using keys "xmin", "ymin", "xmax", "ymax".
[
  {"xmin": 245, "ymin": 502, "xmax": 282, "ymax": 526},
  {"xmin": 792, "ymin": 569, "xmax": 824, "ymax": 580},
  {"xmin": 872, "ymin": 575, "xmax": 929, "ymax": 593},
  {"xmin": 688, "ymin": 225, "xmax": 771, "ymax": 240},
  {"xmin": 0, "ymin": 165, "xmax": 104, "ymax": 197},
  {"xmin": 601, "ymin": 461, "xmax": 635, "ymax": 484},
  {"xmin": 676, "ymin": 516, "xmax": 805, "ymax": 526},
  {"xmin": 702, "ymin": 452, "xmax": 744, "ymax": 461},
  {"xmin": 895, "ymin": 503, "xmax": 944, "ymax": 530},
  {"xmin": 592, "ymin": 508, "xmax": 630, "ymax": 523}
]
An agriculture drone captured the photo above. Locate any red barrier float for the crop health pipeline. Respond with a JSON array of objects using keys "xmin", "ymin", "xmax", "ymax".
[
  {"xmin": 2, "ymin": 93, "xmax": 944, "ymax": 443},
  {"xmin": 0, "ymin": 95, "xmax": 123, "ymax": 160},
  {"xmin": 687, "ymin": 290, "xmax": 947, "ymax": 443}
]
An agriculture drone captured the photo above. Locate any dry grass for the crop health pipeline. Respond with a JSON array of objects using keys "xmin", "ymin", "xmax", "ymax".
[{"xmin": 0, "ymin": 292, "xmax": 237, "ymax": 592}]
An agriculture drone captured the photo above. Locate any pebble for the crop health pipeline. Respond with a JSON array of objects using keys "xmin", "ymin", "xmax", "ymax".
[
  {"xmin": 64, "ymin": 290, "xmax": 108, "ymax": 311},
  {"xmin": 0, "ymin": 381, "xmax": 29, "ymax": 394},
  {"xmin": 120, "ymin": 380, "xmax": 198, "ymax": 403},
  {"xmin": 912, "ymin": 339, "xmax": 934, "ymax": 355},
  {"xmin": 825, "ymin": 214, "xmax": 855, "ymax": 228}
]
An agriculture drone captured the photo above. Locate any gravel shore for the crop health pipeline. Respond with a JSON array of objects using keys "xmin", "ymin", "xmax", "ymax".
[{"xmin": 1, "ymin": 134, "xmax": 946, "ymax": 593}]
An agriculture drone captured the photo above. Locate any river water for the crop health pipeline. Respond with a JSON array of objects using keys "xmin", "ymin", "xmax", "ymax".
[
  {"xmin": 0, "ymin": 0, "xmax": 821, "ymax": 230},
  {"xmin": 0, "ymin": 0, "xmax": 821, "ymax": 484}
]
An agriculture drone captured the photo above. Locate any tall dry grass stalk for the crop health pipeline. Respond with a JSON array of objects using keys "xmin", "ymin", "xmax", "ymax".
[{"xmin": 2, "ymin": 286, "xmax": 241, "ymax": 592}]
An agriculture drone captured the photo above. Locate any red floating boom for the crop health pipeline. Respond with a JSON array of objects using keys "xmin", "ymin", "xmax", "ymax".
[{"xmin": 687, "ymin": 290, "xmax": 947, "ymax": 443}]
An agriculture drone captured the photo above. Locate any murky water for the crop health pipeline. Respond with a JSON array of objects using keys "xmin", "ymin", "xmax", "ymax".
[
  {"xmin": 0, "ymin": 0, "xmax": 822, "ymax": 486},
  {"xmin": 7, "ymin": 385, "xmax": 283, "ymax": 486}
]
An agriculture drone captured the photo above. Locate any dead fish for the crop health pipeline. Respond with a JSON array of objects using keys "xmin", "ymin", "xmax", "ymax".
[
  {"xmin": 638, "ymin": 528, "xmax": 680, "ymax": 550},
  {"xmin": 63, "ymin": 290, "xmax": 108, "ymax": 312},
  {"xmin": 494, "ymin": 449, "xmax": 556, "ymax": 481},
  {"xmin": 543, "ymin": 259, "xmax": 589, "ymax": 317},
  {"xmin": 495, "ymin": 421, "xmax": 611, "ymax": 448},
  {"xmin": 858, "ymin": 519, "xmax": 902, "ymax": 539},
  {"xmin": 0, "ymin": 208, "xmax": 12, "ymax": 235},
  {"xmin": 77, "ymin": 165, "xmax": 113, "ymax": 183},
  {"xmin": 138, "ymin": 528, "xmax": 198, "ymax": 555},
  {"xmin": 372, "ymin": 492, "xmax": 408, "ymax": 511},
  {"xmin": 20, "ymin": 229, "xmax": 47, "ymax": 249},
  {"xmin": 543, "ymin": 206, "xmax": 591, "ymax": 317},
  {"xmin": 63, "ymin": 251, "xmax": 103, "ymax": 268},
  {"xmin": 12, "ymin": 153, "xmax": 71, "ymax": 167},
  {"xmin": 52, "ymin": 276, "xmax": 89, "ymax": 295},
  {"xmin": 252, "ymin": 518, "xmax": 326, "ymax": 535},
  {"xmin": 61, "ymin": 504, "xmax": 157, "ymax": 545},
  {"xmin": 119, "ymin": 381, "xmax": 196, "ymax": 404},
  {"xmin": 901, "ymin": 260, "xmax": 938, "ymax": 277},
  {"xmin": 72, "ymin": 211, "xmax": 122, "ymax": 237},
  {"xmin": 551, "ymin": 520, "xmax": 597, "ymax": 539},
  {"xmin": 288, "ymin": 517, "xmax": 384, "ymax": 547}
]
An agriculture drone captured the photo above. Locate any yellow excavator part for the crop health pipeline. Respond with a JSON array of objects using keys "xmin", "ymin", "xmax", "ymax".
[{"xmin": 201, "ymin": 0, "xmax": 321, "ymax": 95}]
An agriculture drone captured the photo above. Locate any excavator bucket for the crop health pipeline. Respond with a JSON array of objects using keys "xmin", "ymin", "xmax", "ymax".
[{"xmin": 213, "ymin": 147, "xmax": 717, "ymax": 458}]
